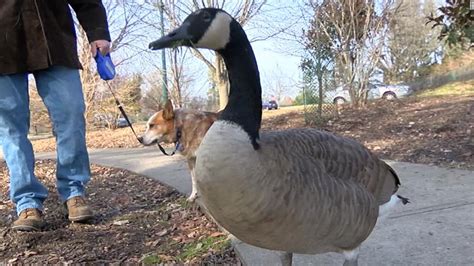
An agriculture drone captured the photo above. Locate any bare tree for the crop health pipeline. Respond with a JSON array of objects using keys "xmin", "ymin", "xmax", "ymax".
[
  {"xmin": 103, "ymin": 1, "xmax": 156, "ymax": 66},
  {"xmin": 95, "ymin": 74, "xmax": 142, "ymax": 129},
  {"xmin": 76, "ymin": 27, "xmax": 102, "ymax": 124},
  {"xmin": 142, "ymin": 48, "xmax": 197, "ymax": 112},
  {"xmin": 24, "ymin": 1, "xmax": 152, "ymax": 132},
  {"xmin": 74, "ymin": 0, "xmax": 154, "ymax": 124},
  {"xmin": 309, "ymin": 0, "xmax": 397, "ymax": 107},
  {"xmin": 262, "ymin": 65, "xmax": 296, "ymax": 102},
  {"xmin": 186, "ymin": 96, "xmax": 208, "ymax": 110},
  {"xmin": 147, "ymin": 0, "xmax": 293, "ymax": 109},
  {"xmin": 167, "ymin": 48, "xmax": 197, "ymax": 108},
  {"xmin": 141, "ymin": 76, "xmax": 164, "ymax": 114},
  {"xmin": 380, "ymin": 0, "xmax": 440, "ymax": 83},
  {"xmin": 302, "ymin": 7, "xmax": 334, "ymax": 116}
]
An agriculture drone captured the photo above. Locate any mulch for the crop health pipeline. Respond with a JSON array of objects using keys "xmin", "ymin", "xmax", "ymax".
[
  {"xmin": 31, "ymin": 93, "xmax": 473, "ymax": 171},
  {"xmin": 0, "ymin": 160, "xmax": 240, "ymax": 264},
  {"xmin": 262, "ymin": 95, "xmax": 473, "ymax": 170}
]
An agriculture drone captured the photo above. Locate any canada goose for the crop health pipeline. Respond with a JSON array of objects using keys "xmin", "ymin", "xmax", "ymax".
[{"xmin": 149, "ymin": 8, "xmax": 409, "ymax": 266}]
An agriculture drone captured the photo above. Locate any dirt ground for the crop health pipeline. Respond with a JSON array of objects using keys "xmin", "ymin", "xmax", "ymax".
[
  {"xmin": 3, "ymin": 81, "xmax": 472, "ymax": 263},
  {"xmin": 31, "ymin": 83, "xmax": 473, "ymax": 172},
  {"xmin": 0, "ymin": 160, "xmax": 240, "ymax": 264},
  {"xmin": 31, "ymin": 84, "xmax": 473, "ymax": 171},
  {"xmin": 39, "ymin": 91, "xmax": 474, "ymax": 170},
  {"xmin": 265, "ymin": 97, "xmax": 473, "ymax": 170},
  {"xmin": 32, "ymin": 124, "xmax": 147, "ymax": 152}
]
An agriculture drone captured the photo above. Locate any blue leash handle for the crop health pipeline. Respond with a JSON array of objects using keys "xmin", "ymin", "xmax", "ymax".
[{"xmin": 94, "ymin": 49, "xmax": 116, "ymax": 80}]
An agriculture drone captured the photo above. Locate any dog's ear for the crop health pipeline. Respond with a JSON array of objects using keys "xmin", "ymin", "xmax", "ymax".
[{"xmin": 163, "ymin": 99, "xmax": 174, "ymax": 120}]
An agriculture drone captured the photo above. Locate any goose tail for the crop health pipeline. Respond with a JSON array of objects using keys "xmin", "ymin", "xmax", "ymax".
[
  {"xmin": 397, "ymin": 195, "xmax": 410, "ymax": 205},
  {"xmin": 378, "ymin": 194, "xmax": 409, "ymax": 220}
]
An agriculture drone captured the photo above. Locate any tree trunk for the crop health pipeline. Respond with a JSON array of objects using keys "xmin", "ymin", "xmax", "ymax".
[
  {"xmin": 77, "ymin": 28, "xmax": 100, "ymax": 124},
  {"xmin": 215, "ymin": 54, "xmax": 229, "ymax": 110},
  {"xmin": 171, "ymin": 50, "xmax": 183, "ymax": 108},
  {"xmin": 317, "ymin": 73, "xmax": 324, "ymax": 118}
]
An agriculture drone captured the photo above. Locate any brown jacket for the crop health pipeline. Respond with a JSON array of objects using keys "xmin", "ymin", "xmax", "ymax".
[{"xmin": 0, "ymin": 0, "xmax": 111, "ymax": 74}]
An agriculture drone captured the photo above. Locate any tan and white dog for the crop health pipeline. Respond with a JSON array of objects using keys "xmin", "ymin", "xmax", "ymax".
[{"xmin": 139, "ymin": 100, "xmax": 219, "ymax": 202}]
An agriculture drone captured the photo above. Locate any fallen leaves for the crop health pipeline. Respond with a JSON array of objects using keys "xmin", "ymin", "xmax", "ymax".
[
  {"xmin": 157, "ymin": 229, "xmax": 169, "ymax": 237},
  {"xmin": 112, "ymin": 220, "xmax": 130, "ymax": 226},
  {"xmin": 31, "ymin": 124, "xmax": 148, "ymax": 153},
  {"xmin": 29, "ymin": 92, "xmax": 473, "ymax": 171},
  {"xmin": 263, "ymin": 96, "xmax": 473, "ymax": 170},
  {"xmin": 0, "ymin": 160, "xmax": 239, "ymax": 264}
]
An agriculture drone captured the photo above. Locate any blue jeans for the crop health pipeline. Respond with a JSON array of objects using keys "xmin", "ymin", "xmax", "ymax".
[{"xmin": 0, "ymin": 66, "xmax": 90, "ymax": 215}]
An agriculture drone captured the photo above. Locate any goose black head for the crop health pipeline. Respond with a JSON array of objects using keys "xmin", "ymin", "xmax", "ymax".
[
  {"xmin": 150, "ymin": 8, "xmax": 262, "ymax": 151},
  {"xmin": 149, "ymin": 8, "xmax": 232, "ymax": 51}
]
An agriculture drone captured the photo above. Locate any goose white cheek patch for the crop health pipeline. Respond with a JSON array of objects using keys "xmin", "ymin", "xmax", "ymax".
[{"xmin": 197, "ymin": 12, "xmax": 232, "ymax": 50}]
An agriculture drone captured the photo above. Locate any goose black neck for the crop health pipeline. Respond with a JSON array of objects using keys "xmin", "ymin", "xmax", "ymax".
[{"xmin": 218, "ymin": 20, "xmax": 262, "ymax": 150}]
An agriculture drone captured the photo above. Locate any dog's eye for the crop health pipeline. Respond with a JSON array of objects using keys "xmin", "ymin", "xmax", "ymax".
[{"xmin": 149, "ymin": 124, "xmax": 155, "ymax": 128}]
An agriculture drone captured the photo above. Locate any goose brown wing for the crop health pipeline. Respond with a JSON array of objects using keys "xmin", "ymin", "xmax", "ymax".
[{"xmin": 261, "ymin": 128, "xmax": 400, "ymax": 205}]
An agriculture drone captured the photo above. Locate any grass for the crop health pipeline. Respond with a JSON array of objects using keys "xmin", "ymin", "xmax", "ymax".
[
  {"xmin": 177, "ymin": 235, "xmax": 230, "ymax": 262},
  {"xmin": 262, "ymin": 105, "xmax": 305, "ymax": 118},
  {"xmin": 415, "ymin": 80, "xmax": 474, "ymax": 97},
  {"xmin": 141, "ymin": 236, "xmax": 230, "ymax": 264},
  {"xmin": 175, "ymin": 197, "xmax": 193, "ymax": 209},
  {"xmin": 139, "ymin": 200, "xmax": 232, "ymax": 263},
  {"xmin": 141, "ymin": 254, "xmax": 162, "ymax": 265}
]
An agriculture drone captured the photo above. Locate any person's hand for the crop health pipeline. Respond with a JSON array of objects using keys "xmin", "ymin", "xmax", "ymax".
[{"xmin": 90, "ymin": 40, "xmax": 111, "ymax": 57}]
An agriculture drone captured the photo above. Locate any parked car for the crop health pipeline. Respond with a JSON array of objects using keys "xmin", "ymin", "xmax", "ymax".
[
  {"xmin": 324, "ymin": 86, "xmax": 351, "ymax": 105},
  {"xmin": 370, "ymin": 84, "xmax": 412, "ymax": 100},
  {"xmin": 116, "ymin": 117, "xmax": 129, "ymax": 128},
  {"xmin": 262, "ymin": 100, "xmax": 279, "ymax": 110},
  {"xmin": 325, "ymin": 83, "xmax": 411, "ymax": 104}
]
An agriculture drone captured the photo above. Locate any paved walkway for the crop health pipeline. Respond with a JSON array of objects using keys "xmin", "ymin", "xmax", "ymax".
[{"xmin": 1, "ymin": 147, "xmax": 473, "ymax": 265}]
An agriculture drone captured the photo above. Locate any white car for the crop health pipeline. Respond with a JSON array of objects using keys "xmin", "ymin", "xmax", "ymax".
[
  {"xmin": 325, "ymin": 84, "xmax": 411, "ymax": 104},
  {"xmin": 370, "ymin": 84, "xmax": 411, "ymax": 100}
]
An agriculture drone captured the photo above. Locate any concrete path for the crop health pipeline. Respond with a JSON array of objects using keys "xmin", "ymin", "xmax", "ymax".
[{"xmin": 1, "ymin": 147, "xmax": 473, "ymax": 265}]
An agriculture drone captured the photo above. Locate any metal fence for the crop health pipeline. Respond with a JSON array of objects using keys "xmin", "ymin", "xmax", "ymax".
[
  {"xmin": 302, "ymin": 79, "xmax": 339, "ymax": 126},
  {"xmin": 302, "ymin": 66, "xmax": 474, "ymax": 126},
  {"xmin": 405, "ymin": 67, "xmax": 474, "ymax": 92}
]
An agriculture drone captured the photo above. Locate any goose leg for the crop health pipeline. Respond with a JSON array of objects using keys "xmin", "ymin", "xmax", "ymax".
[
  {"xmin": 342, "ymin": 247, "xmax": 360, "ymax": 266},
  {"xmin": 343, "ymin": 259, "xmax": 358, "ymax": 266},
  {"xmin": 279, "ymin": 252, "xmax": 293, "ymax": 266}
]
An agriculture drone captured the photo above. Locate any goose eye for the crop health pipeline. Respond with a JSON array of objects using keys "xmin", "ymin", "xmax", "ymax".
[{"xmin": 202, "ymin": 12, "xmax": 211, "ymax": 22}]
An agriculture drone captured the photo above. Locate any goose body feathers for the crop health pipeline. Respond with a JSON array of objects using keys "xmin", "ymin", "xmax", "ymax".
[{"xmin": 196, "ymin": 121, "xmax": 399, "ymax": 254}]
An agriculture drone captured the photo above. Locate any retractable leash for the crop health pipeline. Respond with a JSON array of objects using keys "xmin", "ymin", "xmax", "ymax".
[{"xmin": 94, "ymin": 49, "xmax": 180, "ymax": 156}]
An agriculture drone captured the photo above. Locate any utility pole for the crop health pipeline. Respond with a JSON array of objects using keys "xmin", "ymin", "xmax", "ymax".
[{"xmin": 159, "ymin": 0, "xmax": 168, "ymax": 104}]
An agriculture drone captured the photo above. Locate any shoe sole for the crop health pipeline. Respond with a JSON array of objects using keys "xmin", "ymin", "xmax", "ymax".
[
  {"xmin": 11, "ymin": 224, "xmax": 41, "ymax": 232},
  {"xmin": 69, "ymin": 214, "xmax": 94, "ymax": 222}
]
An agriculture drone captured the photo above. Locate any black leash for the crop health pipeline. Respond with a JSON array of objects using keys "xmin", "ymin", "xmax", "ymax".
[
  {"xmin": 95, "ymin": 51, "xmax": 180, "ymax": 157},
  {"xmin": 104, "ymin": 82, "xmax": 181, "ymax": 157},
  {"xmin": 104, "ymin": 82, "xmax": 141, "ymax": 141},
  {"xmin": 157, "ymin": 130, "xmax": 182, "ymax": 156}
]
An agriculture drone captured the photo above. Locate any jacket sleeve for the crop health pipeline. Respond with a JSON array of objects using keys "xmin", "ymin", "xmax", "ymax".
[{"xmin": 68, "ymin": 0, "xmax": 111, "ymax": 43}]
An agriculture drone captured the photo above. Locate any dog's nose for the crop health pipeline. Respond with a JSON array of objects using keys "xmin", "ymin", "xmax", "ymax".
[{"xmin": 137, "ymin": 136, "xmax": 144, "ymax": 144}]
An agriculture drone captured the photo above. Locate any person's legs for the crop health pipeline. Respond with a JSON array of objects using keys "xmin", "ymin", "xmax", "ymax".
[
  {"xmin": 0, "ymin": 73, "xmax": 48, "ymax": 215},
  {"xmin": 33, "ymin": 66, "xmax": 91, "ymax": 204}
]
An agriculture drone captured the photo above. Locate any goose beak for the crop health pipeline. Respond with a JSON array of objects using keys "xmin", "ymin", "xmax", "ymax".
[{"xmin": 149, "ymin": 23, "xmax": 192, "ymax": 50}]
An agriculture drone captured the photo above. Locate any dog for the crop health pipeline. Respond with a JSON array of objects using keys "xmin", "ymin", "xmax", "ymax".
[{"xmin": 139, "ymin": 100, "xmax": 219, "ymax": 202}]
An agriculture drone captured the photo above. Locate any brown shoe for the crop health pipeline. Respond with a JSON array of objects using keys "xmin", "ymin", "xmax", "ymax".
[
  {"xmin": 12, "ymin": 208, "xmax": 45, "ymax": 232},
  {"xmin": 66, "ymin": 196, "xmax": 94, "ymax": 222}
]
